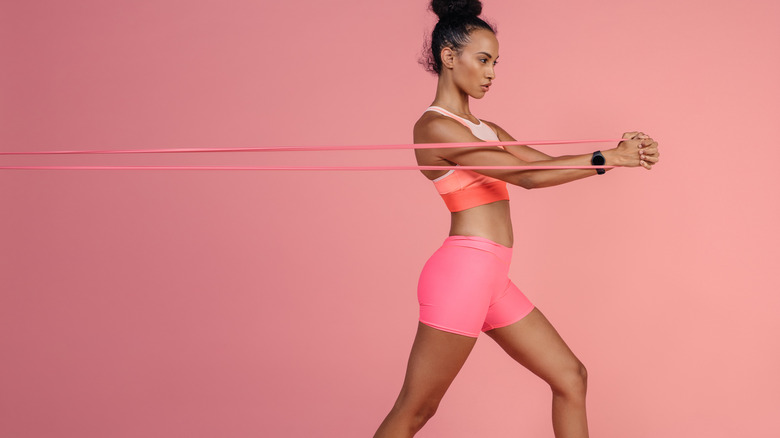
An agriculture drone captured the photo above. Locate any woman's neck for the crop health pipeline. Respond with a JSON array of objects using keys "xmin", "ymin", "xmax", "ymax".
[{"xmin": 432, "ymin": 76, "xmax": 472, "ymax": 117}]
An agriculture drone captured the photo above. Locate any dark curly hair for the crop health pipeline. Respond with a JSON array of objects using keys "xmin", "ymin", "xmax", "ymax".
[{"xmin": 419, "ymin": 0, "xmax": 498, "ymax": 76}]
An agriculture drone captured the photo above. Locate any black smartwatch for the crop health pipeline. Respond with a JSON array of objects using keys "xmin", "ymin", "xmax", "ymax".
[{"xmin": 591, "ymin": 151, "xmax": 606, "ymax": 175}]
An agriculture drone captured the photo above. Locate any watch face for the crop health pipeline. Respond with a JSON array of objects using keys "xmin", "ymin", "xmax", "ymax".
[{"xmin": 592, "ymin": 153, "xmax": 606, "ymax": 165}]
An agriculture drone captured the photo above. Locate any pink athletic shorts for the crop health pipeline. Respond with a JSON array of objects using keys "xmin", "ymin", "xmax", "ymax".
[{"xmin": 417, "ymin": 235, "xmax": 535, "ymax": 337}]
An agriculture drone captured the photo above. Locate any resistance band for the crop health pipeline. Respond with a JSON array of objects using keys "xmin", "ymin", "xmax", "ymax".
[
  {"xmin": 0, "ymin": 138, "xmax": 630, "ymax": 171},
  {"xmin": 0, "ymin": 139, "xmax": 626, "ymax": 155},
  {"xmin": 0, "ymin": 165, "xmax": 615, "ymax": 171}
]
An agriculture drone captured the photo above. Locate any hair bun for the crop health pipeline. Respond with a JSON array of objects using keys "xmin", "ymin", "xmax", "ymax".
[{"xmin": 431, "ymin": 0, "xmax": 482, "ymax": 20}]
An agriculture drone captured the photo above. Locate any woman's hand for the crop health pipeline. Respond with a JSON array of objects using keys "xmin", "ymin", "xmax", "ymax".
[{"xmin": 611, "ymin": 131, "xmax": 660, "ymax": 170}]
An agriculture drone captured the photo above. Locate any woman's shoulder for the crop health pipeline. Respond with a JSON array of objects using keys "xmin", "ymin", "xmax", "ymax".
[
  {"xmin": 415, "ymin": 108, "xmax": 456, "ymax": 127},
  {"xmin": 414, "ymin": 110, "xmax": 468, "ymax": 143},
  {"xmin": 413, "ymin": 110, "xmax": 465, "ymax": 166}
]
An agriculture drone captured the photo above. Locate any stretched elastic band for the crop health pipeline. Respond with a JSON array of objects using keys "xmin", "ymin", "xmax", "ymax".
[
  {"xmin": 0, "ymin": 139, "xmax": 628, "ymax": 156},
  {"xmin": 0, "ymin": 138, "xmax": 633, "ymax": 171},
  {"xmin": 0, "ymin": 165, "xmax": 615, "ymax": 171}
]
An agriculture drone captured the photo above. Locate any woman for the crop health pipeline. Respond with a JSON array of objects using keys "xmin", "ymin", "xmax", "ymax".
[{"xmin": 374, "ymin": 1, "xmax": 659, "ymax": 437}]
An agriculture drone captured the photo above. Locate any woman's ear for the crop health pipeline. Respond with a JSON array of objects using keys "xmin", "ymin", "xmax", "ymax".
[{"xmin": 440, "ymin": 47, "xmax": 455, "ymax": 70}]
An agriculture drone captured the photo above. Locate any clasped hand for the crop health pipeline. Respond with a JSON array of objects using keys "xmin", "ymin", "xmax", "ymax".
[{"xmin": 616, "ymin": 131, "xmax": 660, "ymax": 170}]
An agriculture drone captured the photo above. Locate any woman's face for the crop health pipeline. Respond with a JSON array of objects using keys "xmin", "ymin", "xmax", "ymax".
[{"xmin": 449, "ymin": 28, "xmax": 499, "ymax": 98}]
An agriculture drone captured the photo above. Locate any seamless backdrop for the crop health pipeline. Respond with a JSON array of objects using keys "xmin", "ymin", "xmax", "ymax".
[{"xmin": 1, "ymin": 1, "xmax": 779, "ymax": 437}]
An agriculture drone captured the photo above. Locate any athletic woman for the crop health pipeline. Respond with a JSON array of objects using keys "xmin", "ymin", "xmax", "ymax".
[{"xmin": 374, "ymin": 1, "xmax": 660, "ymax": 437}]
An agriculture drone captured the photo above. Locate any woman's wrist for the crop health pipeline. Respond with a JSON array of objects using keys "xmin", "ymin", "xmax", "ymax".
[{"xmin": 601, "ymin": 148, "xmax": 623, "ymax": 167}]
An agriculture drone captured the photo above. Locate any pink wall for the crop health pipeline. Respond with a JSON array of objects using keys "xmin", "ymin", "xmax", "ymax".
[{"xmin": 1, "ymin": 1, "xmax": 779, "ymax": 436}]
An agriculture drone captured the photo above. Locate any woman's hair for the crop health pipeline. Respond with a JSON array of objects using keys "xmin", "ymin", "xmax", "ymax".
[{"xmin": 420, "ymin": 0, "xmax": 497, "ymax": 76}]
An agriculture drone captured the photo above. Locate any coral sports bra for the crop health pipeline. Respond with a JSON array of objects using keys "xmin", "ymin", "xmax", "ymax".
[{"xmin": 423, "ymin": 105, "xmax": 510, "ymax": 212}]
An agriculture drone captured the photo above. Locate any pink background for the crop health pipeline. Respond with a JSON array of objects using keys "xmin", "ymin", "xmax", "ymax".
[{"xmin": 1, "ymin": 1, "xmax": 779, "ymax": 437}]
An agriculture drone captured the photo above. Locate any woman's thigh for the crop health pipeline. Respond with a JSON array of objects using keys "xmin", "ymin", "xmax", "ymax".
[
  {"xmin": 484, "ymin": 308, "xmax": 585, "ymax": 390},
  {"xmin": 394, "ymin": 322, "xmax": 478, "ymax": 408}
]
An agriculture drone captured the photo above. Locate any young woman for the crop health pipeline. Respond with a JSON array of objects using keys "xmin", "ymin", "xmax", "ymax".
[{"xmin": 374, "ymin": 1, "xmax": 659, "ymax": 437}]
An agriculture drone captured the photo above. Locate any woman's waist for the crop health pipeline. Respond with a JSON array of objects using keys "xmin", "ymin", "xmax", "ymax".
[
  {"xmin": 448, "ymin": 214, "xmax": 513, "ymax": 248},
  {"xmin": 448, "ymin": 229, "xmax": 513, "ymax": 248},
  {"xmin": 443, "ymin": 195, "xmax": 512, "ymax": 244},
  {"xmin": 441, "ymin": 233, "xmax": 514, "ymax": 263}
]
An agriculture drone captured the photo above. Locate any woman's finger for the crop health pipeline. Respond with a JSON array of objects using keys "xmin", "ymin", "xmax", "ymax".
[{"xmin": 642, "ymin": 146, "xmax": 659, "ymax": 156}]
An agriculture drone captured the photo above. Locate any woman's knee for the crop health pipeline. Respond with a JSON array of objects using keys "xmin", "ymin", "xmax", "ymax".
[
  {"xmin": 550, "ymin": 361, "xmax": 587, "ymax": 398},
  {"xmin": 390, "ymin": 395, "xmax": 441, "ymax": 432},
  {"xmin": 413, "ymin": 401, "xmax": 439, "ymax": 428}
]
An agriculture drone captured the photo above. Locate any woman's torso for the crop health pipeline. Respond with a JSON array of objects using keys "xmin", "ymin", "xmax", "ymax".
[{"xmin": 414, "ymin": 105, "xmax": 514, "ymax": 248}]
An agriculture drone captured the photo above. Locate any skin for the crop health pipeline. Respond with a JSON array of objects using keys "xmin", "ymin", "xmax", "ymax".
[{"xmin": 374, "ymin": 28, "xmax": 660, "ymax": 438}]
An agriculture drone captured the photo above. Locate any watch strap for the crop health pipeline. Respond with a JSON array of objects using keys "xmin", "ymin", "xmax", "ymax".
[{"xmin": 591, "ymin": 151, "xmax": 606, "ymax": 175}]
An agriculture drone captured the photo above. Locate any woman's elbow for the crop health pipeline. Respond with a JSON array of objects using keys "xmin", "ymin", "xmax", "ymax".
[{"xmin": 514, "ymin": 173, "xmax": 537, "ymax": 190}]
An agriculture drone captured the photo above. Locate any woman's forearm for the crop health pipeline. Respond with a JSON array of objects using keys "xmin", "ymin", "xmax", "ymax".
[{"xmin": 515, "ymin": 149, "xmax": 623, "ymax": 189}]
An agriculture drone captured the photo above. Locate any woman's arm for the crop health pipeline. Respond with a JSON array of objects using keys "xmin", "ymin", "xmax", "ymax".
[
  {"xmin": 482, "ymin": 120, "xmax": 554, "ymax": 162},
  {"xmin": 416, "ymin": 117, "xmax": 658, "ymax": 190},
  {"xmin": 482, "ymin": 120, "xmax": 659, "ymax": 188}
]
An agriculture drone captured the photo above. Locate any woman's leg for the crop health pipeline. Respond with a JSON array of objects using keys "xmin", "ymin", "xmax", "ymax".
[
  {"xmin": 373, "ymin": 322, "xmax": 478, "ymax": 438},
  {"xmin": 485, "ymin": 308, "xmax": 589, "ymax": 438}
]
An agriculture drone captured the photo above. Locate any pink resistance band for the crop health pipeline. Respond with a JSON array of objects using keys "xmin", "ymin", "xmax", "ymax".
[{"xmin": 0, "ymin": 138, "xmax": 627, "ymax": 171}]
